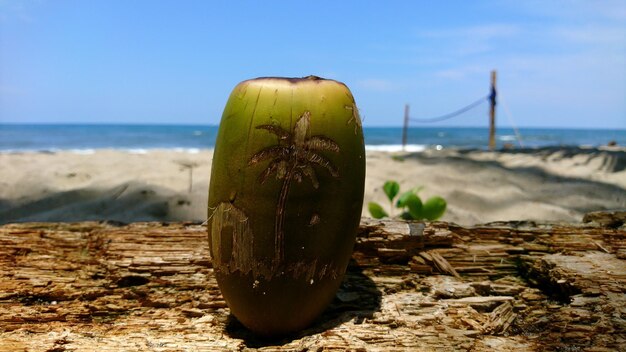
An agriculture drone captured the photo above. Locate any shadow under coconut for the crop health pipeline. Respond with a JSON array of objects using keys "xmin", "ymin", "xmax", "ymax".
[{"xmin": 224, "ymin": 259, "xmax": 382, "ymax": 347}]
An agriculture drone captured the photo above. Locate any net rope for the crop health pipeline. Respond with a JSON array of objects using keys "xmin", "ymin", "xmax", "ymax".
[{"xmin": 408, "ymin": 95, "xmax": 489, "ymax": 123}]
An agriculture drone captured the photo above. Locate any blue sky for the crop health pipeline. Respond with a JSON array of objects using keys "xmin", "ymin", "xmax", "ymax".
[{"xmin": 1, "ymin": 1, "xmax": 625, "ymax": 128}]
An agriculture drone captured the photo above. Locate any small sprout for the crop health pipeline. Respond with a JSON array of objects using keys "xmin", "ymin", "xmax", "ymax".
[
  {"xmin": 403, "ymin": 193, "xmax": 423, "ymax": 219},
  {"xmin": 396, "ymin": 190, "xmax": 415, "ymax": 208},
  {"xmin": 383, "ymin": 181, "xmax": 400, "ymax": 202},
  {"xmin": 421, "ymin": 196, "xmax": 447, "ymax": 221},
  {"xmin": 382, "ymin": 180, "xmax": 400, "ymax": 216},
  {"xmin": 369, "ymin": 180, "xmax": 447, "ymax": 221},
  {"xmin": 368, "ymin": 202, "xmax": 389, "ymax": 219}
]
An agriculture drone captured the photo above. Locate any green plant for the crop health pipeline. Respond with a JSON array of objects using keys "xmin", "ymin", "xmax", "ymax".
[{"xmin": 368, "ymin": 180, "xmax": 447, "ymax": 221}]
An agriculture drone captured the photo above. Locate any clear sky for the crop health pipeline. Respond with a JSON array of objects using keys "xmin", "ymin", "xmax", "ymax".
[{"xmin": 1, "ymin": 1, "xmax": 625, "ymax": 128}]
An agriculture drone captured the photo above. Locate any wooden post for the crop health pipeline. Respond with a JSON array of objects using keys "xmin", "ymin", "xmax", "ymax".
[
  {"xmin": 402, "ymin": 104, "xmax": 409, "ymax": 151},
  {"xmin": 488, "ymin": 70, "xmax": 497, "ymax": 150}
]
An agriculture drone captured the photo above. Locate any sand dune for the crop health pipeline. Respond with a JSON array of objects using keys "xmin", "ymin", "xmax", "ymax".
[
  {"xmin": 365, "ymin": 147, "xmax": 626, "ymax": 224},
  {"xmin": 1, "ymin": 147, "xmax": 624, "ymax": 225},
  {"xmin": 0, "ymin": 150, "xmax": 211, "ymax": 224}
]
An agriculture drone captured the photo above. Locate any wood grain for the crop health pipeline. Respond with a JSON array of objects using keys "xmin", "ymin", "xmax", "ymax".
[{"xmin": 1, "ymin": 213, "xmax": 624, "ymax": 351}]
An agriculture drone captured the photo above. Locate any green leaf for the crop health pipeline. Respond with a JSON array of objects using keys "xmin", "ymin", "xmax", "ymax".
[
  {"xmin": 400, "ymin": 211, "xmax": 414, "ymax": 220},
  {"xmin": 411, "ymin": 186, "xmax": 425, "ymax": 194},
  {"xmin": 404, "ymin": 193, "xmax": 423, "ymax": 219},
  {"xmin": 395, "ymin": 191, "xmax": 415, "ymax": 208},
  {"xmin": 368, "ymin": 202, "xmax": 389, "ymax": 219},
  {"xmin": 382, "ymin": 181, "xmax": 400, "ymax": 202},
  {"xmin": 421, "ymin": 196, "xmax": 447, "ymax": 220}
]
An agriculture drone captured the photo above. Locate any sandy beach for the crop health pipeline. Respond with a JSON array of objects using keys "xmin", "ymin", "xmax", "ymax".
[{"xmin": 0, "ymin": 147, "xmax": 624, "ymax": 225}]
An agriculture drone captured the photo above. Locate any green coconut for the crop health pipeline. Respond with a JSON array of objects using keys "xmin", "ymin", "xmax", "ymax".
[{"xmin": 208, "ymin": 76, "xmax": 365, "ymax": 336}]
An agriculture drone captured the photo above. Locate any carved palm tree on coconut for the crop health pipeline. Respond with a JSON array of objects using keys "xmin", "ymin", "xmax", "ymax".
[{"xmin": 249, "ymin": 111, "xmax": 340, "ymax": 266}]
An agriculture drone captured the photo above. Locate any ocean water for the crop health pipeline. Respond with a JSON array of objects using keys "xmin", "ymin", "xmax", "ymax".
[{"xmin": 1, "ymin": 124, "xmax": 624, "ymax": 153}]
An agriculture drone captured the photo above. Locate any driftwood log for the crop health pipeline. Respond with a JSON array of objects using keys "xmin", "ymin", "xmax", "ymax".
[{"xmin": 0, "ymin": 212, "xmax": 624, "ymax": 351}]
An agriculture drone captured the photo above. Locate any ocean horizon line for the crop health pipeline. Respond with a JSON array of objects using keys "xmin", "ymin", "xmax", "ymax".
[
  {"xmin": 2, "ymin": 124, "xmax": 624, "ymax": 152},
  {"xmin": 1, "ymin": 123, "xmax": 624, "ymax": 132}
]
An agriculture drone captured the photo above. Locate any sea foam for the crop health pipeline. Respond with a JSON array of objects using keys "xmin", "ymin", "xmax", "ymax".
[{"xmin": 365, "ymin": 144, "xmax": 428, "ymax": 152}]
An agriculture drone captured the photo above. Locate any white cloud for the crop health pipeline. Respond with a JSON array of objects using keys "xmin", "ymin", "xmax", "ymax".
[
  {"xmin": 506, "ymin": 0, "xmax": 626, "ymax": 22},
  {"xmin": 419, "ymin": 24, "xmax": 522, "ymax": 40},
  {"xmin": 0, "ymin": 0, "xmax": 39, "ymax": 23},
  {"xmin": 356, "ymin": 78, "xmax": 397, "ymax": 92},
  {"xmin": 415, "ymin": 24, "xmax": 523, "ymax": 58},
  {"xmin": 435, "ymin": 65, "xmax": 491, "ymax": 80},
  {"xmin": 418, "ymin": 18, "xmax": 625, "ymax": 126},
  {"xmin": 551, "ymin": 25, "xmax": 626, "ymax": 45},
  {"xmin": 0, "ymin": 84, "xmax": 26, "ymax": 95}
]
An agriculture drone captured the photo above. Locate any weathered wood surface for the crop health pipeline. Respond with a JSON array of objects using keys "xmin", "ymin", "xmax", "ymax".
[{"xmin": 0, "ymin": 213, "xmax": 624, "ymax": 351}]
